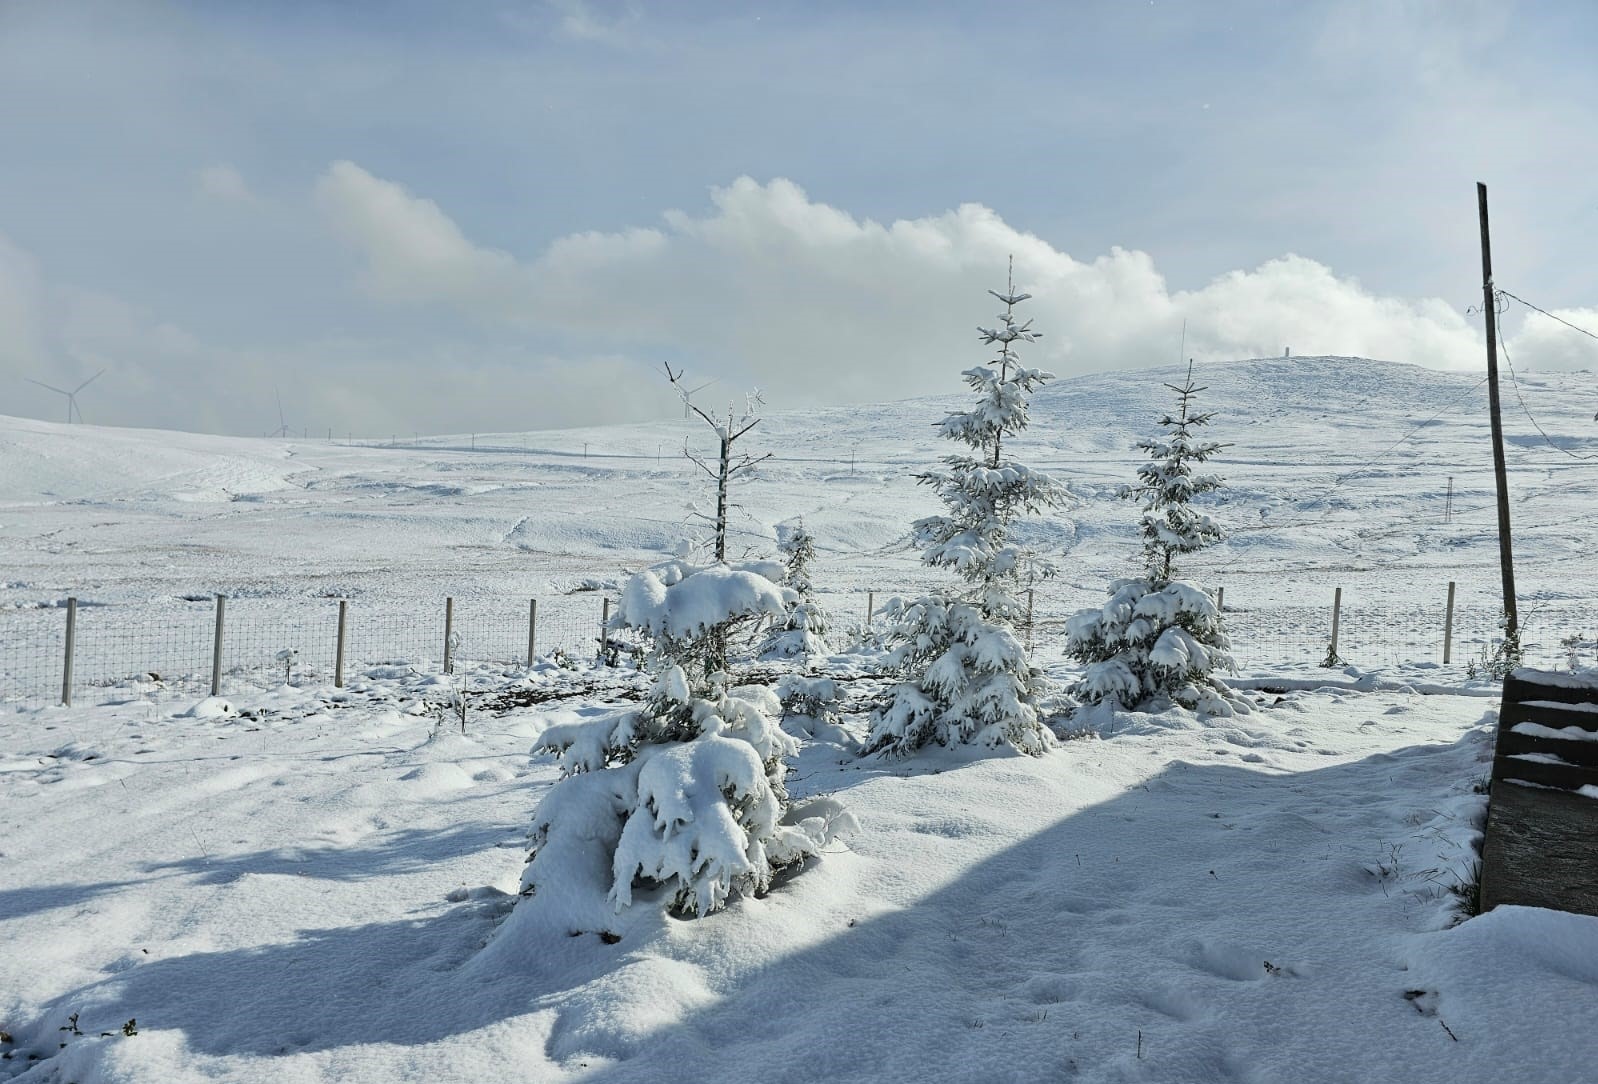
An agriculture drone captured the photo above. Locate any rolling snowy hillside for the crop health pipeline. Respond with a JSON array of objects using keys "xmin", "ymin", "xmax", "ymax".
[{"xmin": 2, "ymin": 356, "xmax": 1596, "ymax": 1083}]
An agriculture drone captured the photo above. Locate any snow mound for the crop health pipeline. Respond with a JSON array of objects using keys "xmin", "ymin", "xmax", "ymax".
[{"xmin": 181, "ymin": 696, "xmax": 237, "ymax": 719}]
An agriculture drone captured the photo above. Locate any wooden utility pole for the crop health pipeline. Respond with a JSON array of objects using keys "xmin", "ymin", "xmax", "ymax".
[{"xmin": 1477, "ymin": 182, "xmax": 1519, "ymax": 643}]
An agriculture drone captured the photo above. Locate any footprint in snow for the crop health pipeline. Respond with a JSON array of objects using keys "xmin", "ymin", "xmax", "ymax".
[
  {"xmin": 1189, "ymin": 940, "xmax": 1269, "ymax": 981},
  {"xmin": 1019, "ymin": 973, "xmax": 1079, "ymax": 1005},
  {"xmin": 1139, "ymin": 986, "xmax": 1202, "ymax": 1021}
]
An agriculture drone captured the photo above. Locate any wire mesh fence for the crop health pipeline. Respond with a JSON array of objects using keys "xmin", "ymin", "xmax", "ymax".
[
  {"xmin": 0, "ymin": 593, "xmax": 616, "ymax": 710},
  {"xmin": 859, "ymin": 583, "xmax": 1592, "ymax": 676},
  {"xmin": 2, "ymin": 582, "xmax": 1591, "ymax": 712}
]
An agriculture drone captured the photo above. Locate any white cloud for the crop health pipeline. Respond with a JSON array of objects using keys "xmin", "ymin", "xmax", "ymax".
[
  {"xmin": 0, "ymin": 225, "xmax": 675, "ymax": 435},
  {"xmin": 7, "ymin": 169, "xmax": 1586, "ymax": 438},
  {"xmin": 196, "ymin": 163, "xmax": 258, "ymax": 204},
  {"xmin": 316, "ymin": 160, "xmax": 524, "ymax": 312},
  {"xmin": 317, "ymin": 165, "xmax": 1513, "ymax": 409},
  {"xmin": 1507, "ymin": 308, "xmax": 1598, "ymax": 372}
]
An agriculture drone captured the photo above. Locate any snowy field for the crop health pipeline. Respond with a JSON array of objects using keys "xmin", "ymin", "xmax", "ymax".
[{"xmin": 3, "ymin": 356, "xmax": 1598, "ymax": 1081}]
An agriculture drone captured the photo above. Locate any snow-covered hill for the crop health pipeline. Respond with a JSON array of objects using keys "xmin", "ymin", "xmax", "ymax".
[
  {"xmin": 2, "ymin": 356, "xmax": 1597, "ymax": 1083},
  {"xmin": 2, "ymin": 356, "xmax": 1593, "ymax": 610}
]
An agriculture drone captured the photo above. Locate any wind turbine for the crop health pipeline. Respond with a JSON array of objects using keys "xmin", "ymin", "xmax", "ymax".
[
  {"xmin": 267, "ymin": 387, "xmax": 291, "ymax": 438},
  {"xmin": 26, "ymin": 369, "xmax": 104, "ymax": 424},
  {"xmin": 682, "ymin": 378, "xmax": 716, "ymax": 418}
]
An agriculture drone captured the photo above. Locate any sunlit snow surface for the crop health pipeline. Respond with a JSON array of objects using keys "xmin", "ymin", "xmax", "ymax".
[{"xmin": 2, "ymin": 358, "xmax": 1596, "ymax": 1082}]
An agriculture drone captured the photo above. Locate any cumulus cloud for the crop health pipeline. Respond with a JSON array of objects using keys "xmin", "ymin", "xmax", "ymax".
[
  {"xmin": 0, "ymin": 225, "xmax": 674, "ymax": 435},
  {"xmin": 1506, "ymin": 308, "xmax": 1598, "ymax": 372},
  {"xmin": 316, "ymin": 161, "xmax": 525, "ymax": 310},
  {"xmin": 317, "ymin": 164, "xmax": 1517, "ymax": 409},
  {"xmin": 8, "ymin": 171, "xmax": 1589, "ymax": 439}
]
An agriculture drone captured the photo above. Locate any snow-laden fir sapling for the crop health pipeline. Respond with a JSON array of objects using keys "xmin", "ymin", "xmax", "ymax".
[
  {"xmin": 866, "ymin": 258, "xmax": 1065, "ymax": 756},
  {"xmin": 759, "ymin": 522, "xmax": 831, "ymax": 664},
  {"xmin": 507, "ymin": 374, "xmax": 854, "ymax": 927},
  {"xmin": 777, "ymin": 673, "xmax": 859, "ymax": 750},
  {"xmin": 1065, "ymin": 361, "xmax": 1247, "ymax": 716},
  {"xmin": 516, "ymin": 558, "xmax": 856, "ymax": 922}
]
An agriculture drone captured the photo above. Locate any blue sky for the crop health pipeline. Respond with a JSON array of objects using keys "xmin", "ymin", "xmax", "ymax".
[{"xmin": 2, "ymin": 0, "xmax": 1594, "ymax": 435}]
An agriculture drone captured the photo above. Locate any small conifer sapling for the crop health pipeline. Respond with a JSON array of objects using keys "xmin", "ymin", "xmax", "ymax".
[
  {"xmin": 866, "ymin": 259, "xmax": 1064, "ymax": 756},
  {"xmin": 1066, "ymin": 362, "xmax": 1245, "ymax": 715}
]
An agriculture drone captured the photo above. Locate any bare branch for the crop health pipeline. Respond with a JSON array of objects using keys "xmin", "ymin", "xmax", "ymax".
[
  {"xmin": 726, "ymin": 452, "xmax": 774, "ymax": 477},
  {"xmin": 663, "ymin": 361, "xmax": 721, "ymax": 430},
  {"xmin": 683, "ymin": 447, "xmax": 718, "ymax": 479}
]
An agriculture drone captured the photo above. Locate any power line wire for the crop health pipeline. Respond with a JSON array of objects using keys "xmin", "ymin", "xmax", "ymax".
[
  {"xmin": 1256, "ymin": 288, "xmax": 1598, "ymax": 544},
  {"xmin": 1496, "ymin": 308, "xmax": 1598, "ymax": 462},
  {"xmin": 1499, "ymin": 288, "xmax": 1598, "ymax": 344},
  {"xmin": 1332, "ymin": 375, "xmax": 1491, "ymax": 486},
  {"xmin": 1229, "ymin": 373, "xmax": 1489, "ymax": 535}
]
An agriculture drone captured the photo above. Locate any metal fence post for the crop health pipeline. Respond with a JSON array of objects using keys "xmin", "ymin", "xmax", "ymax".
[
  {"xmin": 1025, "ymin": 587, "xmax": 1035, "ymax": 658},
  {"xmin": 599, "ymin": 598, "xmax": 612, "ymax": 663},
  {"xmin": 211, "ymin": 594, "xmax": 226, "ymax": 696},
  {"xmin": 866, "ymin": 591, "xmax": 875, "ymax": 630},
  {"xmin": 335, "ymin": 599, "xmax": 348, "ymax": 688},
  {"xmin": 443, "ymin": 597, "xmax": 455, "ymax": 675},
  {"xmin": 527, "ymin": 598, "xmax": 538, "ymax": 667},
  {"xmin": 61, "ymin": 597, "xmax": 76, "ymax": 707},
  {"xmin": 1217, "ymin": 586, "xmax": 1225, "ymax": 612},
  {"xmin": 1443, "ymin": 581, "xmax": 1456, "ymax": 664},
  {"xmin": 1329, "ymin": 587, "xmax": 1343, "ymax": 661}
]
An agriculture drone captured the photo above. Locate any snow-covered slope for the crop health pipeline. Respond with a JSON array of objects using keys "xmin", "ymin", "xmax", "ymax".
[
  {"xmin": 3, "ymin": 356, "xmax": 1593, "ymax": 609},
  {"xmin": 2, "ymin": 356, "xmax": 1597, "ymax": 1082}
]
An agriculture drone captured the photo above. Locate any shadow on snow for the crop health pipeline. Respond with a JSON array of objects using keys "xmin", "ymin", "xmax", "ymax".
[{"xmin": 17, "ymin": 723, "xmax": 1502, "ymax": 1081}]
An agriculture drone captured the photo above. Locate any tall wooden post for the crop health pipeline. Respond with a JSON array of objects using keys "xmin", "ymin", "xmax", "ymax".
[
  {"xmin": 527, "ymin": 598, "xmax": 538, "ymax": 667},
  {"xmin": 1478, "ymin": 182, "xmax": 1519, "ymax": 642},
  {"xmin": 1216, "ymin": 586, "xmax": 1225, "ymax": 612},
  {"xmin": 211, "ymin": 594, "xmax": 226, "ymax": 695},
  {"xmin": 1025, "ymin": 588, "xmax": 1035, "ymax": 658},
  {"xmin": 443, "ymin": 597, "xmax": 455, "ymax": 675},
  {"xmin": 866, "ymin": 591, "xmax": 875, "ymax": 630},
  {"xmin": 1443, "ymin": 581, "xmax": 1457, "ymax": 665},
  {"xmin": 335, "ymin": 600, "xmax": 348, "ymax": 688},
  {"xmin": 600, "ymin": 597, "xmax": 612, "ymax": 664},
  {"xmin": 1329, "ymin": 587, "xmax": 1343, "ymax": 661},
  {"xmin": 61, "ymin": 597, "xmax": 77, "ymax": 707}
]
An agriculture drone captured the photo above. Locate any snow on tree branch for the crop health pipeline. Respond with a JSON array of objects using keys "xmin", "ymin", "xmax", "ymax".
[
  {"xmin": 1066, "ymin": 361, "xmax": 1245, "ymax": 717},
  {"xmin": 867, "ymin": 257, "xmax": 1064, "ymax": 756}
]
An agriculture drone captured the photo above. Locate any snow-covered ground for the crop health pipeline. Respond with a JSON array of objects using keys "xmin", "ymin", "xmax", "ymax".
[{"xmin": 3, "ymin": 357, "xmax": 1597, "ymax": 1081}]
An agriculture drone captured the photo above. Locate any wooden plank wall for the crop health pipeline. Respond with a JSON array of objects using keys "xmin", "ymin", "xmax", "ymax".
[{"xmin": 1480, "ymin": 670, "xmax": 1598, "ymax": 916}]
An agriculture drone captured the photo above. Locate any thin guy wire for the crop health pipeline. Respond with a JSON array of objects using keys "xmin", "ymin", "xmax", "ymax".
[
  {"xmin": 1500, "ymin": 288, "xmax": 1598, "ymax": 344},
  {"xmin": 1229, "ymin": 374, "xmax": 1490, "ymax": 535},
  {"xmin": 1497, "ymin": 308, "xmax": 1598, "ymax": 462}
]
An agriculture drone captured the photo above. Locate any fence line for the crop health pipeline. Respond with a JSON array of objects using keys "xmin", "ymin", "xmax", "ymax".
[
  {"xmin": 1, "ymin": 594, "xmax": 616, "ymax": 709},
  {"xmin": 843, "ymin": 582, "xmax": 1591, "ymax": 676},
  {"xmin": 3, "ymin": 582, "xmax": 1592, "ymax": 711}
]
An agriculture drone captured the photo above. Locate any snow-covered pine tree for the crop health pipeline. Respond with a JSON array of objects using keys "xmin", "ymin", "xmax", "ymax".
[
  {"xmin": 510, "ymin": 558, "xmax": 855, "ymax": 929},
  {"xmin": 504, "ymin": 372, "xmax": 854, "ymax": 930},
  {"xmin": 866, "ymin": 259, "xmax": 1063, "ymax": 756},
  {"xmin": 1065, "ymin": 361, "xmax": 1246, "ymax": 716},
  {"xmin": 759, "ymin": 523, "xmax": 831, "ymax": 663}
]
